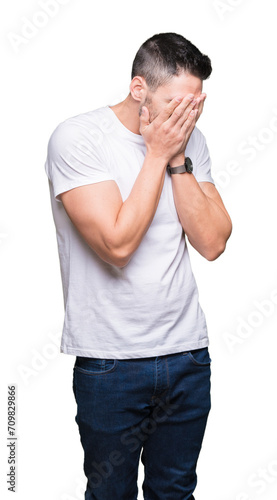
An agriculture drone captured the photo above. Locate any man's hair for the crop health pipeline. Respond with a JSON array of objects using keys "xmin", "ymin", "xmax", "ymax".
[{"xmin": 131, "ymin": 32, "xmax": 212, "ymax": 91}]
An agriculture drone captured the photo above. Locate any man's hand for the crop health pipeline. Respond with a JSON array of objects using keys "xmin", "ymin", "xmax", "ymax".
[
  {"xmin": 169, "ymin": 92, "xmax": 207, "ymax": 167},
  {"xmin": 139, "ymin": 94, "xmax": 201, "ymax": 163},
  {"xmin": 194, "ymin": 93, "xmax": 207, "ymax": 123}
]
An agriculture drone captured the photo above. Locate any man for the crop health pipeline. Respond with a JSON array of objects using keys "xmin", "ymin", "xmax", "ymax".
[{"xmin": 44, "ymin": 32, "xmax": 232, "ymax": 500}]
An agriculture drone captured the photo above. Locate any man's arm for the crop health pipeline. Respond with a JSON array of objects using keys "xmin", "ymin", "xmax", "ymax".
[
  {"xmin": 59, "ymin": 95, "xmax": 198, "ymax": 268},
  {"xmin": 60, "ymin": 155, "xmax": 167, "ymax": 268},
  {"xmin": 168, "ymin": 93, "xmax": 232, "ymax": 261},
  {"xmin": 170, "ymin": 164, "xmax": 232, "ymax": 261}
]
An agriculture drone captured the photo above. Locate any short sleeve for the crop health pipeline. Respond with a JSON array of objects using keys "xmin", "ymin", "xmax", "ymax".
[
  {"xmin": 44, "ymin": 119, "xmax": 115, "ymax": 202},
  {"xmin": 192, "ymin": 127, "xmax": 215, "ymax": 185}
]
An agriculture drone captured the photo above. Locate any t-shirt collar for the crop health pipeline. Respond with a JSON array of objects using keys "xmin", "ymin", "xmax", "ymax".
[{"xmin": 105, "ymin": 105, "xmax": 146, "ymax": 146}]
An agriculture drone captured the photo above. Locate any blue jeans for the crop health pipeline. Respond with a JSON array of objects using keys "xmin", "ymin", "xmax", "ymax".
[{"xmin": 72, "ymin": 347, "xmax": 211, "ymax": 500}]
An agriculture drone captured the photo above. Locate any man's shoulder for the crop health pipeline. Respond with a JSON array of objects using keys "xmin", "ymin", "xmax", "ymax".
[
  {"xmin": 187, "ymin": 125, "xmax": 207, "ymax": 152},
  {"xmin": 191, "ymin": 125, "xmax": 206, "ymax": 142},
  {"xmin": 47, "ymin": 106, "xmax": 110, "ymax": 149},
  {"xmin": 53, "ymin": 106, "xmax": 109, "ymax": 133}
]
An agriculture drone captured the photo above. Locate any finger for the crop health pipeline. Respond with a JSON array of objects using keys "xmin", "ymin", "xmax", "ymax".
[
  {"xmin": 139, "ymin": 106, "xmax": 150, "ymax": 133},
  {"xmin": 196, "ymin": 93, "xmax": 206, "ymax": 118},
  {"xmin": 186, "ymin": 109, "xmax": 198, "ymax": 144},
  {"xmin": 181, "ymin": 93, "xmax": 206, "ymax": 125},
  {"xmin": 168, "ymin": 94, "xmax": 196, "ymax": 127},
  {"xmin": 181, "ymin": 108, "xmax": 198, "ymax": 134},
  {"xmin": 155, "ymin": 95, "xmax": 193, "ymax": 125}
]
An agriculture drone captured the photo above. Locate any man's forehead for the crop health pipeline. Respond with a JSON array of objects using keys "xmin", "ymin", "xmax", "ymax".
[
  {"xmin": 164, "ymin": 89, "xmax": 202, "ymax": 102},
  {"xmin": 159, "ymin": 77, "xmax": 203, "ymax": 101}
]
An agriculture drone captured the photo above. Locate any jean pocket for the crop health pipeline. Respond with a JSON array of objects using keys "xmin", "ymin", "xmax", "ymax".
[
  {"xmin": 182, "ymin": 347, "xmax": 211, "ymax": 367},
  {"xmin": 74, "ymin": 356, "xmax": 118, "ymax": 375}
]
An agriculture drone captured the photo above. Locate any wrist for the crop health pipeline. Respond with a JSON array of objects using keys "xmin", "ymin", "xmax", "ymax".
[
  {"xmin": 169, "ymin": 153, "xmax": 185, "ymax": 168},
  {"xmin": 145, "ymin": 151, "xmax": 169, "ymax": 169}
]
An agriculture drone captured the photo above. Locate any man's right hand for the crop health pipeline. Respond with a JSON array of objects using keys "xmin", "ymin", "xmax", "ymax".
[{"xmin": 139, "ymin": 94, "xmax": 198, "ymax": 163}]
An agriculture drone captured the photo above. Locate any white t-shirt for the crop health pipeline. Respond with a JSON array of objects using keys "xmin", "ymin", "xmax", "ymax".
[{"xmin": 44, "ymin": 105, "xmax": 215, "ymax": 359}]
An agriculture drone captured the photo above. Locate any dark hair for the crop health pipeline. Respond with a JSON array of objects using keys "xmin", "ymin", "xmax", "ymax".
[{"xmin": 131, "ymin": 32, "xmax": 212, "ymax": 91}]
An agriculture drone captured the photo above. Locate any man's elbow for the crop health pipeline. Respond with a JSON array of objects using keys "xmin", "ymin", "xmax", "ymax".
[
  {"xmin": 111, "ymin": 252, "xmax": 131, "ymax": 268},
  {"xmin": 204, "ymin": 242, "xmax": 226, "ymax": 261},
  {"xmin": 204, "ymin": 221, "xmax": 232, "ymax": 261},
  {"xmin": 204, "ymin": 231, "xmax": 232, "ymax": 261},
  {"xmin": 104, "ymin": 242, "xmax": 132, "ymax": 268}
]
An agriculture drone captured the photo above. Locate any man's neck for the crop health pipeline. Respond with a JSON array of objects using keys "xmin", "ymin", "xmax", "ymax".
[{"xmin": 109, "ymin": 94, "xmax": 141, "ymax": 135}]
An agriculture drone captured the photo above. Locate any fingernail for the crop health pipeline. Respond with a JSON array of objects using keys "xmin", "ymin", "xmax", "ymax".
[
  {"xmin": 188, "ymin": 94, "xmax": 194, "ymax": 100},
  {"xmin": 175, "ymin": 96, "xmax": 182, "ymax": 102}
]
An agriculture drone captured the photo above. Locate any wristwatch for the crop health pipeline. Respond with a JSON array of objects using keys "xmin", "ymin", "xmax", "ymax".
[{"xmin": 167, "ymin": 157, "xmax": 193, "ymax": 175}]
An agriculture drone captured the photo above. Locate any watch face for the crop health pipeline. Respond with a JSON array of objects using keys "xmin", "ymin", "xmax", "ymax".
[{"xmin": 185, "ymin": 157, "xmax": 193, "ymax": 173}]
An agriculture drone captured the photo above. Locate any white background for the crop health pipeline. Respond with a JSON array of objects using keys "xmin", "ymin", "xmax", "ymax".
[{"xmin": 1, "ymin": 0, "xmax": 277, "ymax": 499}]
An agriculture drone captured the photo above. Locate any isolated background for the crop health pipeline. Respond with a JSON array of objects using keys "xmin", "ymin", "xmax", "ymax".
[{"xmin": 1, "ymin": 1, "xmax": 277, "ymax": 499}]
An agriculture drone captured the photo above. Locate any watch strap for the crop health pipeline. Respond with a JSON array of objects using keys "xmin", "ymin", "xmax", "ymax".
[
  {"xmin": 167, "ymin": 157, "xmax": 193, "ymax": 175},
  {"xmin": 167, "ymin": 164, "xmax": 187, "ymax": 174}
]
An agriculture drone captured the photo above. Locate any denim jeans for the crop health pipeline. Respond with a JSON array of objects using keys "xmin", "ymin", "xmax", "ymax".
[{"xmin": 72, "ymin": 347, "xmax": 211, "ymax": 500}]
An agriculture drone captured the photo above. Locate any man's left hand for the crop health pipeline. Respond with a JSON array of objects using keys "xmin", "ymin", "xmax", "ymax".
[
  {"xmin": 169, "ymin": 93, "xmax": 207, "ymax": 167},
  {"xmin": 194, "ymin": 93, "xmax": 206, "ymax": 122}
]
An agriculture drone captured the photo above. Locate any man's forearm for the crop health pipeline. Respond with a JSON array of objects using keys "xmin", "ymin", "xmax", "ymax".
[
  {"xmin": 107, "ymin": 153, "xmax": 167, "ymax": 266},
  {"xmin": 170, "ymin": 168, "xmax": 232, "ymax": 261}
]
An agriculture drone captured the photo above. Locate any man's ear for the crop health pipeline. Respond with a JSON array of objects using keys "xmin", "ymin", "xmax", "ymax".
[{"xmin": 130, "ymin": 76, "xmax": 147, "ymax": 102}]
